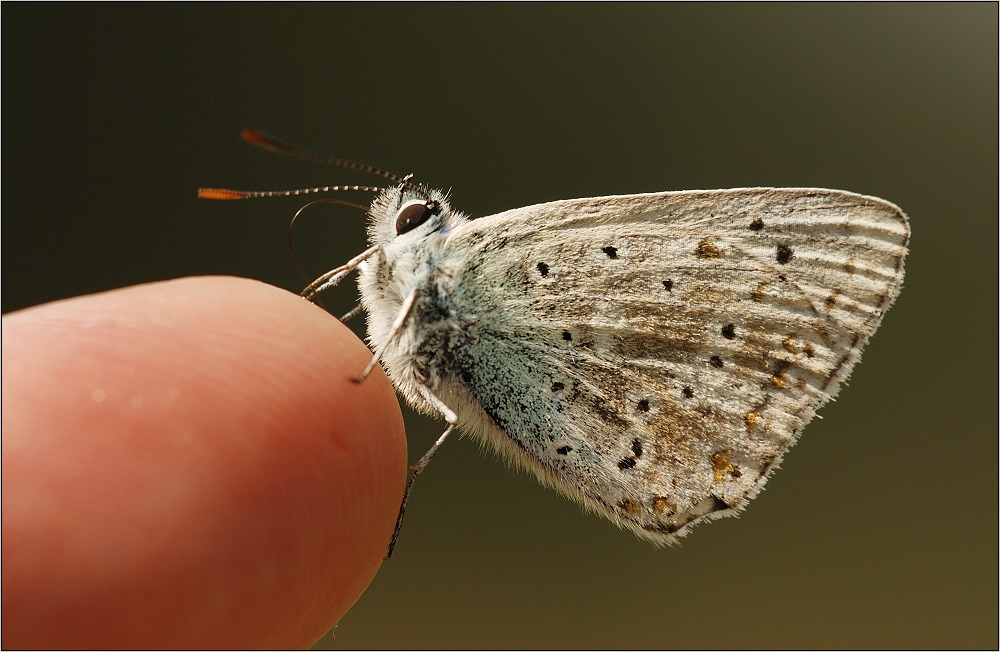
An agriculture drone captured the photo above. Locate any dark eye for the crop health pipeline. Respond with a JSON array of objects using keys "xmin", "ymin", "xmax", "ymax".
[{"xmin": 395, "ymin": 200, "xmax": 436, "ymax": 235}]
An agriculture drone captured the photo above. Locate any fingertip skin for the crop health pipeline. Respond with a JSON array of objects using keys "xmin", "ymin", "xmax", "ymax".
[{"xmin": 2, "ymin": 276, "xmax": 406, "ymax": 648}]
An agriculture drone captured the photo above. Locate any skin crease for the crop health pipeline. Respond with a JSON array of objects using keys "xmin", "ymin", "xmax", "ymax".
[{"xmin": 1, "ymin": 277, "xmax": 407, "ymax": 648}]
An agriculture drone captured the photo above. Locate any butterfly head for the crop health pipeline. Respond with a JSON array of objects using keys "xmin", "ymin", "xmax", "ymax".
[{"xmin": 367, "ymin": 185, "xmax": 461, "ymax": 248}]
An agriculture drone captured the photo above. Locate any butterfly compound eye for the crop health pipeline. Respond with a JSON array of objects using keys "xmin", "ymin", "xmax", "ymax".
[{"xmin": 395, "ymin": 200, "xmax": 437, "ymax": 235}]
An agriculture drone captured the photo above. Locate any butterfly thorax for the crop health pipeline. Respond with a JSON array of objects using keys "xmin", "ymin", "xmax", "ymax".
[{"xmin": 357, "ymin": 189, "xmax": 477, "ymax": 417}]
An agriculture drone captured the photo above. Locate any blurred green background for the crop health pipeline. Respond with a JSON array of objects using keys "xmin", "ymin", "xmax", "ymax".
[{"xmin": 3, "ymin": 4, "xmax": 996, "ymax": 649}]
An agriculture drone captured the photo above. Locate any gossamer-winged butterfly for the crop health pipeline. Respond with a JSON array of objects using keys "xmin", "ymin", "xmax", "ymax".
[{"xmin": 202, "ymin": 131, "xmax": 909, "ymax": 556}]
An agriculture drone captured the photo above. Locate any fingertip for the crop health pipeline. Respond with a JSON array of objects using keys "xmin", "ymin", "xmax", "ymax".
[{"xmin": 2, "ymin": 277, "xmax": 406, "ymax": 647}]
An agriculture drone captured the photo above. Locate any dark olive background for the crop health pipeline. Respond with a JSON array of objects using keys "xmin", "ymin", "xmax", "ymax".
[{"xmin": 3, "ymin": 4, "xmax": 996, "ymax": 649}]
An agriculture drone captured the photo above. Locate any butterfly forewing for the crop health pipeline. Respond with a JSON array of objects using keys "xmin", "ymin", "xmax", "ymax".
[{"xmin": 445, "ymin": 188, "xmax": 908, "ymax": 540}]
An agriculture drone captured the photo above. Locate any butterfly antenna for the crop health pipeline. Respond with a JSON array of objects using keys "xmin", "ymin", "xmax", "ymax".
[
  {"xmin": 241, "ymin": 129, "xmax": 407, "ymax": 182},
  {"xmin": 198, "ymin": 129, "xmax": 433, "ymax": 204},
  {"xmin": 198, "ymin": 184, "xmax": 383, "ymax": 200}
]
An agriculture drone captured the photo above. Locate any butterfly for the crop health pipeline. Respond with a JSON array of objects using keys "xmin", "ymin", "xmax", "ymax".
[{"xmin": 202, "ymin": 131, "xmax": 910, "ymax": 556}]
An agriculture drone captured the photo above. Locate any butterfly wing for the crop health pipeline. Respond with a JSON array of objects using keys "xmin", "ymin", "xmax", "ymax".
[{"xmin": 440, "ymin": 188, "xmax": 909, "ymax": 541}]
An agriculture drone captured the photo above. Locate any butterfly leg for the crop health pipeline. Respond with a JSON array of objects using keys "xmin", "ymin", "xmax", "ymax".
[
  {"xmin": 354, "ymin": 288, "xmax": 418, "ymax": 383},
  {"xmin": 301, "ymin": 244, "xmax": 380, "ymax": 302},
  {"xmin": 385, "ymin": 386, "xmax": 459, "ymax": 559},
  {"xmin": 339, "ymin": 304, "xmax": 363, "ymax": 322},
  {"xmin": 347, "ymin": 287, "xmax": 457, "ymax": 557}
]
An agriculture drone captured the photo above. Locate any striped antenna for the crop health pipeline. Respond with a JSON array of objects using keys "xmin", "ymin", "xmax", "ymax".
[
  {"xmin": 198, "ymin": 129, "xmax": 432, "ymax": 202},
  {"xmin": 198, "ymin": 184, "xmax": 382, "ymax": 200}
]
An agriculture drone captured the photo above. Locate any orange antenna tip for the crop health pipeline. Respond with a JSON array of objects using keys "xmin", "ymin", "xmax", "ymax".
[
  {"xmin": 198, "ymin": 188, "xmax": 247, "ymax": 200},
  {"xmin": 240, "ymin": 128, "xmax": 267, "ymax": 145}
]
